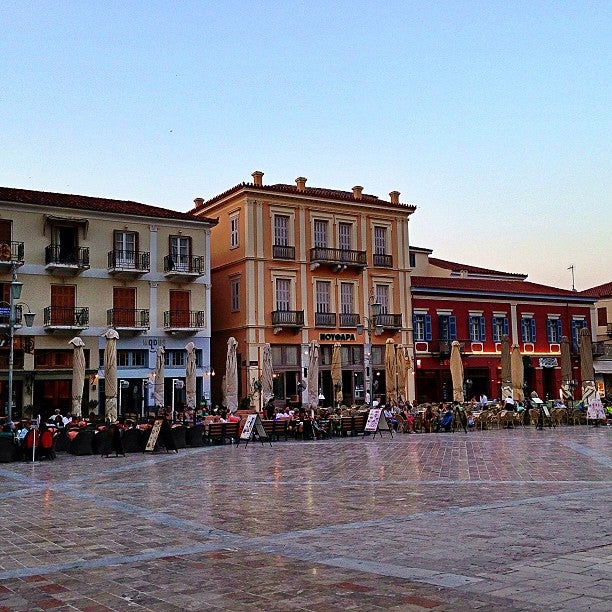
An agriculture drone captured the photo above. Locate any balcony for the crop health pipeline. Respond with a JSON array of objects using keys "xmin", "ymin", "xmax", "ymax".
[
  {"xmin": 373, "ymin": 313, "xmax": 403, "ymax": 332},
  {"xmin": 0, "ymin": 241, "xmax": 25, "ymax": 269},
  {"xmin": 108, "ymin": 250, "xmax": 150, "ymax": 277},
  {"xmin": 315, "ymin": 312, "xmax": 336, "ymax": 327},
  {"xmin": 339, "ymin": 312, "xmax": 360, "ymax": 328},
  {"xmin": 163, "ymin": 255, "xmax": 205, "ymax": 281},
  {"xmin": 45, "ymin": 245, "xmax": 90, "ymax": 275},
  {"xmin": 593, "ymin": 342, "xmax": 612, "ymax": 358},
  {"xmin": 272, "ymin": 310, "xmax": 304, "ymax": 333},
  {"xmin": 309, "ymin": 247, "xmax": 367, "ymax": 271},
  {"xmin": 163, "ymin": 310, "xmax": 205, "ymax": 333},
  {"xmin": 272, "ymin": 244, "xmax": 295, "ymax": 260},
  {"xmin": 373, "ymin": 253, "xmax": 393, "ymax": 268},
  {"xmin": 0, "ymin": 305, "xmax": 25, "ymax": 328},
  {"xmin": 107, "ymin": 308, "xmax": 150, "ymax": 333},
  {"xmin": 44, "ymin": 306, "xmax": 89, "ymax": 332}
]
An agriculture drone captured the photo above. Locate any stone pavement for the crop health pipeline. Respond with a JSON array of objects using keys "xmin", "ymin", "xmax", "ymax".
[{"xmin": 0, "ymin": 426, "xmax": 610, "ymax": 611}]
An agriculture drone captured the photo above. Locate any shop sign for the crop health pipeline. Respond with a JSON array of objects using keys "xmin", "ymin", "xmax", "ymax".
[
  {"xmin": 539, "ymin": 357, "xmax": 558, "ymax": 368},
  {"xmin": 319, "ymin": 333, "xmax": 356, "ymax": 342}
]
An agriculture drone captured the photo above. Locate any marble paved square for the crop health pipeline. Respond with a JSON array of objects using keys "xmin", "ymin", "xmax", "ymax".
[{"xmin": 0, "ymin": 427, "xmax": 610, "ymax": 611}]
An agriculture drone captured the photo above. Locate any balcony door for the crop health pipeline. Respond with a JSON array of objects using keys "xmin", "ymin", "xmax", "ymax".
[
  {"xmin": 114, "ymin": 231, "xmax": 136, "ymax": 268},
  {"xmin": 51, "ymin": 285, "xmax": 75, "ymax": 325},
  {"xmin": 170, "ymin": 290, "xmax": 190, "ymax": 327},
  {"xmin": 52, "ymin": 226, "xmax": 77, "ymax": 263},
  {"xmin": 114, "ymin": 287, "xmax": 136, "ymax": 326},
  {"xmin": 170, "ymin": 236, "xmax": 191, "ymax": 272}
]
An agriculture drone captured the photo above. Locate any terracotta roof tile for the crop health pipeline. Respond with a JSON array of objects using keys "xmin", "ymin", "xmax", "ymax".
[
  {"xmin": 411, "ymin": 275, "xmax": 595, "ymax": 302},
  {"xmin": 199, "ymin": 181, "xmax": 417, "ymax": 211},
  {"xmin": 580, "ymin": 281, "xmax": 612, "ymax": 298},
  {"xmin": 0, "ymin": 186, "xmax": 214, "ymax": 223},
  {"xmin": 428, "ymin": 256, "xmax": 526, "ymax": 279}
]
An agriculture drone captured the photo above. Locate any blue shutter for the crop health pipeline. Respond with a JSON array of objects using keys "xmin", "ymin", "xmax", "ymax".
[
  {"xmin": 530, "ymin": 318, "xmax": 536, "ymax": 342},
  {"xmin": 546, "ymin": 319, "xmax": 553, "ymax": 342},
  {"xmin": 449, "ymin": 316, "xmax": 456, "ymax": 340},
  {"xmin": 503, "ymin": 317, "xmax": 509, "ymax": 336},
  {"xmin": 556, "ymin": 319, "xmax": 562, "ymax": 340},
  {"xmin": 479, "ymin": 316, "xmax": 486, "ymax": 341},
  {"xmin": 425, "ymin": 314, "xmax": 432, "ymax": 341},
  {"xmin": 571, "ymin": 319, "xmax": 578, "ymax": 350}
]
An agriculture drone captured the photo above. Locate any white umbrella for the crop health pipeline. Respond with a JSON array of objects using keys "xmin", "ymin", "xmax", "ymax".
[
  {"xmin": 560, "ymin": 336, "xmax": 573, "ymax": 401},
  {"xmin": 261, "ymin": 343, "xmax": 274, "ymax": 405},
  {"xmin": 500, "ymin": 335, "xmax": 512, "ymax": 400},
  {"xmin": 225, "ymin": 337, "xmax": 238, "ymax": 414},
  {"xmin": 396, "ymin": 344, "xmax": 407, "ymax": 402},
  {"xmin": 450, "ymin": 340, "xmax": 464, "ymax": 403},
  {"xmin": 185, "ymin": 342, "xmax": 196, "ymax": 411},
  {"xmin": 307, "ymin": 340, "xmax": 320, "ymax": 413},
  {"xmin": 384, "ymin": 338, "xmax": 397, "ymax": 405},
  {"xmin": 579, "ymin": 327, "xmax": 596, "ymax": 404},
  {"xmin": 511, "ymin": 344, "xmax": 525, "ymax": 402},
  {"xmin": 103, "ymin": 329, "xmax": 119, "ymax": 421},
  {"xmin": 69, "ymin": 337, "xmax": 86, "ymax": 417},
  {"xmin": 331, "ymin": 342, "xmax": 342, "ymax": 407},
  {"xmin": 153, "ymin": 345, "xmax": 165, "ymax": 410}
]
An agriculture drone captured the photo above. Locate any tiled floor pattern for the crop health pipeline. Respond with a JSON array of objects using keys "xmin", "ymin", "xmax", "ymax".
[{"xmin": 0, "ymin": 427, "xmax": 610, "ymax": 610}]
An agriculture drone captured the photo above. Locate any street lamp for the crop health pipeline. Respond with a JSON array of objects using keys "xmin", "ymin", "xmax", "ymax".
[
  {"xmin": 356, "ymin": 299, "xmax": 383, "ymax": 407},
  {"xmin": 3, "ymin": 266, "xmax": 36, "ymax": 422}
]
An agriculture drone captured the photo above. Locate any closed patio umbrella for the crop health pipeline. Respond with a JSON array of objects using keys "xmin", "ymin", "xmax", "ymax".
[
  {"xmin": 385, "ymin": 338, "xmax": 397, "ymax": 406},
  {"xmin": 579, "ymin": 327, "xmax": 596, "ymax": 404},
  {"xmin": 450, "ymin": 340, "xmax": 464, "ymax": 403},
  {"xmin": 261, "ymin": 343, "xmax": 274, "ymax": 407},
  {"xmin": 307, "ymin": 340, "xmax": 320, "ymax": 413},
  {"xmin": 69, "ymin": 337, "xmax": 86, "ymax": 417},
  {"xmin": 396, "ymin": 344, "xmax": 407, "ymax": 402},
  {"xmin": 500, "ymin": 335, "xmax": 512, "ymax": 400},
  {"xmin": 225, "ymin": 337, "xmax": 238, "ymax": 414},
  {"xmin": 153, "ymin": 345, "xmax": 165, "ymax": 411},
  {"xmin": 331, "ymin": 342, "xmax": 342, "ymax": 407},
  {"xmin": 185, "ymin": 342, "xmax": 196, "ymax": 411},
  {"xmin": 103, "ymin": 329, "xmax": 119, "ymax": 422},
  {"xmin": 560, "ymin": 336, "xmax": 573, "ymax": 401},
  {"xmin": 511, "ymin": 344, "xmax": 524, "ymax": 402}
]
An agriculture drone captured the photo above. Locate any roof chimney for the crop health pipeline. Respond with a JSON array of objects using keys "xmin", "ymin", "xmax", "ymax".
[
  {"xmin": 193, "ymin": 197, "xmax": 204, "ymax": 208},
  {"xmin": 352, "ymin": 185, "xmax": 363, "ymax": 200},
  {"xmin": 251, "ymin": 170, "xmax": 264, "ymax": 186},
  {"xmin": 389, "ymin": 191, "xmax": 400, "ymax": 204},
  {"xmin": 295, "ymin": 177, "xmax": 307, "ymax": 192}
]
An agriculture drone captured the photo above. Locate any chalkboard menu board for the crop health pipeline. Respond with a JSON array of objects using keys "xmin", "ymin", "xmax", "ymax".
[{"xmin": 145, "ymin": 419, "xmax": 163, "ymax": 452}]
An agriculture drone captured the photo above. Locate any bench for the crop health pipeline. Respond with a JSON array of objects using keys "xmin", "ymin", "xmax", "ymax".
[
  {"xmin": 339, "ymin": 414, "xmax": 366, "ymax": 436},
  {"xmin": 206, "ymin": 422, "xmax": 239, "ymax": 445},
  {"xmin": 261, "ymin": 419, "xmax": 289, "ymax": 441}
]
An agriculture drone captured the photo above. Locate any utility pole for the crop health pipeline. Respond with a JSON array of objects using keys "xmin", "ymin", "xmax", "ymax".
[{"xmin": 568, "ymin": 265, "xmax": 576, "ymax": 292}]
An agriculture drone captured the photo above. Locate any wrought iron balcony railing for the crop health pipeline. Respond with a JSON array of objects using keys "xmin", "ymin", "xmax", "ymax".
[
  {"xmin": 163, "ymin": 310, "xmax": 205, "ymax": 329},
  {"xmin": 44, "ymin": 306, "xmax": 89, "ymax": 328},
  {"xmin": 107, "ymin": 250, "xmax": 150, "ymax": 273},
  {"xmin": 107, "ymin": 309, "xmax": 150, "ymax": 329},
  {"xmin": 373, "ymin": 253, "xmax": 393, "ymax": 268},
  {"xmin": 163, "ymin": 254, "xmax": 204, "ymax": 275},
  {"xmin": 373, "ymin": 313, "xmax": 403, "ymax": 330},
  {"xmin": 45, "ymin": 245, "xmax": 90, "ymax": 269},
  {"xmin": 0, "ymin": 241, "xmax": 25, "ymax": 266},
  {"xmin": 309, "ymin": 247, "xmax": 367, "ymax": 269},
  {"xmin": 339, "ymin": 312, "xmax": 360, "ymax": 328},
  {"xmin": 271, "ymin": 310, "xmax": 304, "ymax": 328},
  {"xmin": 315, "ymin": 312, "xmax": 336, "ymax": 327},
  {"xmin": 272, "ymin": 244, "xmax": 296, "ymax": 260}
]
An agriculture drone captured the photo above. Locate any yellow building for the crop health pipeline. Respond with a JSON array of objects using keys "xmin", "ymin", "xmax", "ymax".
[
  {"xmin": 192, "ymin": 171, "xmax": 417, "ymax": 409},
  {"xmin": 0, "ymin": 186, "xmax": 216, "ymax": 421}
]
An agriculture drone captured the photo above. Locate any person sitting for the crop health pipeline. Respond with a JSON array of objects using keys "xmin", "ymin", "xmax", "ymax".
[
  {"xmin": 453, "ymin": 401, "xmax": 468, "ymax": 433},
  {"xmin": 383, "ymin": 405, "xmax": 398, "ymax": 431},
  {"xmin": 440, "ymin": 405, "xmax": 454, "ymax": 432},
  {"xmin": 423, "ymin": 405, "xmax": 436, "ymax": 433}
]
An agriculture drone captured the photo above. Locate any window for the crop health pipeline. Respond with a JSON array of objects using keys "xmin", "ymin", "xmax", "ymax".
[
  {"xmin": 230, "ymin": 277, "xmax": 240, "ymax": 312},
  {"xmin": 598, "ymin": 307, "xmax": 608, "ymax": 326},
  {"xmin": 315, "ymin": 281, "xmax": 331, "ymax": 313},
  {"xmin": 521, "ymin": 317, "xmax": 536, "ymax": 343},
  {"xmin": 413, "ymin": 313, "xmax": 432, "ymax": 342},
  {"xmin": 375, "ymin": 285, "xmax": 389, "ymax": 314},
  {"xmin": 438, "ymin": 315, "xmax": 457, "ymax": 341},
  {"xmin": 338, "ymin": 222, "xmax": 352, "ymax": 250},
  {"xmin": 313, "ymin": 220, "xmax": 328, "ymax": 248},
  {"xmin": 469, "ymin": 315, "xmax": 486, "ymax": 342},
  {"xmin": 35, "ymin": 350, "xmax": 74, "ymax": 369},
  {"xmin": 114, "ymin": 230, "xmax": 137, "ymax": 267},
  {"xmin": 341, "ymin": 345, "xmax": 363, "ymax": 365},
  {"xmin": 409, "ymin": 252, "xmax": 416, "ymax": 268},
  {"xmin": 274, "ymin": 215, "xmax": 289, "ymax": 246},
  {"xmin": 275, "ymin": 278, "xmax": 291, "ymax": 311},
  {"xmin": 340, "ymin": 282, "xmax": 354, "ymax": 314},
  {"xmin": 492, "ymin": 316, "xmax": 509, "ymax": 343},
  {"xmin": 571, "ymin": 318, "xmax": 588, "ymax": 351},
  {"xmin": 117, "ymin": 350, "xmax": 147, "ymax": 367},
  {"xmin": 271, "ymin": 345, "xmax": 299, "ymax": 367},
  {"xmin": 374, "ymin": 226, "xmax": 387, "ymax": 254},
  {"xmin": 230, "ymin": 213, "xmax": 239, "ymax": 248},
  {"xmin": 546, "ymin": 318, "xmax": 562, "ymax": 343},
  {"xmin": 164, "ymin": 349, "xmax": 203, "ymax": 368},
  {"xmin": 169, "ymin": 235, "xmax": 191, "ymax": 271}
]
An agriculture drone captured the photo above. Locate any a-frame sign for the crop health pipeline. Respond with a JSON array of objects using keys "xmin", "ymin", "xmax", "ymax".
[
  {"xmin": 238, "ymin": 413, "xmax": 272, "ymax": 448},
  {"xmin": 364, "ymin": 408, "xmax": 393, "ymax": 439}
]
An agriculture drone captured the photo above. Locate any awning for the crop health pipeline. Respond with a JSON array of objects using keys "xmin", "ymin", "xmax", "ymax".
[
  {"xmin": 43, "ymin": 215, "xmax": 89, "ymax": 238},
  {"xmin": 594, "ymin": 360, "xmax": 612, "ymax": 374}
]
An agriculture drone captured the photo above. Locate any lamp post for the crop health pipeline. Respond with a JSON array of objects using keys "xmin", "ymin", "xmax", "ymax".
[
  {"xmin": 357, "ymin": 299, "xmax": 382, "ymax": 407},
  {"xmin": 3, "ymin": 266, "xmax": 35, "ymax": 422}
]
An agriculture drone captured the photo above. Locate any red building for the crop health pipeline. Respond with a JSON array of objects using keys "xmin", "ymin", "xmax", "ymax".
[{"xmin": 409, "ymin": 249, "xmax": 596, "ymax": 403}]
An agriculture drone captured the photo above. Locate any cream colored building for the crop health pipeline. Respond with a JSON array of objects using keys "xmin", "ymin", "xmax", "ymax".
[
  {"xmin": 0, "ymin": 187, "xmax": 216, "ymax": 420},
  {"xmin": 192, "ymin": 171, "xmax": 417, "ymax": 408}
]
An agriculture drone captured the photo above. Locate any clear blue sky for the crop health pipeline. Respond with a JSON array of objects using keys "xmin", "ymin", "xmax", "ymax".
[{"xmin": 2, "ymin": 1, "xmax": 610, "ymax": 290}]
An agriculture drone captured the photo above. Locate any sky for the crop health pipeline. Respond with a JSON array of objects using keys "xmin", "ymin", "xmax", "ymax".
[{"xmin": 2, "ymin": 1, "xmax": 610, "ymax": 290}]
